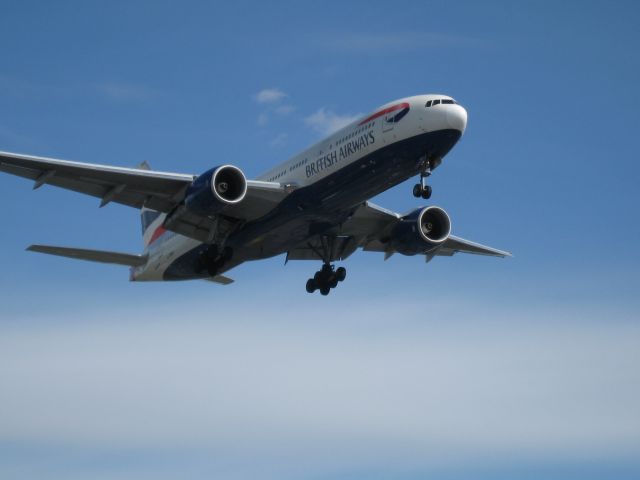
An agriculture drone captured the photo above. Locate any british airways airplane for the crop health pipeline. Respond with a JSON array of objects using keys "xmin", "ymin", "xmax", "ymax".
[{"xmin": 0, "ymin": 94, "xmax": 510, "ymax": 295}]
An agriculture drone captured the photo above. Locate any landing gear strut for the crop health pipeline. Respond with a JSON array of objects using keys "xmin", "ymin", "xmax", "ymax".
[
  {"xmin": 306, "ymin": 264, "xmax": 346, "ymax": 296},
  {"xmin": 196, "ymin": 244, "xmax": 233, "ymax": 276},
  {"xmin": 413, "ymin": 159, "xmax": 433, "ymax": 199}
]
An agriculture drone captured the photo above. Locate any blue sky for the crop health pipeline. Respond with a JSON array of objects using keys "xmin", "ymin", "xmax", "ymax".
[{"xmin": 1, "ymin": 1, "xmax": 639, "ymax": 479}]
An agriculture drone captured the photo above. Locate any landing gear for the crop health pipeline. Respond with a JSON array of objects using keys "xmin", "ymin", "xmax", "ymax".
[
  {"xmin": 413, "ymin": 159, "xmax": 434, "ymax": 199},
  {"xmin": 196, "ymin": 244, "xmax": 233, "ymax": 276},
  {"xmin": 306, "ymin": 264, "xmax": 347, "ymax": 295},
  {"xmin": 413, "ymin": 183, "xmax": 432, "ymax": 199}
]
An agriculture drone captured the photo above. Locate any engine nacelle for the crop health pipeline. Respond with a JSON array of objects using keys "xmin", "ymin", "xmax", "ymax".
[
  {"xmin": 389, "ymin": 206, "xmax": 451, "ymax": 256},
  {"xmin": 184, "ymin": 165, "xmax": 247, "ymax": 216}
]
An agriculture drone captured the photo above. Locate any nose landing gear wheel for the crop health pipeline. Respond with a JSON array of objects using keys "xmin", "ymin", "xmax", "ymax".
[
  {"xmin": 413, "ymin": 183, "xmax": 432, "ymax": 199},
  {"xmin": 413, "ymin": 158, "xmax": 434, "ymax": 199}
]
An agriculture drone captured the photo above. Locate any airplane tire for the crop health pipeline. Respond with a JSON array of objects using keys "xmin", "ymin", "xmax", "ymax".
[
  {"xmin": 413, "ymin": 184, "xmax": 422, "ymax": 198},
  {"xmin": 421, "ymin": 185, "xmax": 432, "ymax": 199},
  {"xmin": 306, "ymin": 279, "xmax": 316, "ymax": 293},
  {"xmin": 329, "ymin": 277, "xmax": 338, "ymax": 289},
  {"xmin": 320, "ymin": 285, "xmax": 331, "ymax": 296},
  {"xmin": 336, "ymin": 267, "xmax": 346, "ymax": 282}
]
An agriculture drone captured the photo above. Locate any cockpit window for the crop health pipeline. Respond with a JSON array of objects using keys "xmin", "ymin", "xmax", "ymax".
[{"xmin": 426, "ymin": 98, "xmax": 457, "ymax": 107}]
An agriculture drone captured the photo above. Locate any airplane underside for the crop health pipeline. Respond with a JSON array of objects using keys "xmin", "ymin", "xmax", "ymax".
[{"xmin": 162, "ymin": 128, "xmax": 462, "ymax": 281}]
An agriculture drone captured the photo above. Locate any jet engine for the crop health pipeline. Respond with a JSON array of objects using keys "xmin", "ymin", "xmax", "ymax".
[
  {"xmin": 184, "ymin": 165, "xmax": 247, "ymax": 216},
  {"xmin": 389, "ymin": 206, "xmax": 451, "ymax": 256}
]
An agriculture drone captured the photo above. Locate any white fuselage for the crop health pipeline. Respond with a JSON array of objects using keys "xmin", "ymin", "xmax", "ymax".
[
  {"xmin": 259, "ymin": 94, "xmax": 466, "ymax": 187},
  {"xmin": 133, "ymin": 94, "xmax": 467, "ymax": 281}
]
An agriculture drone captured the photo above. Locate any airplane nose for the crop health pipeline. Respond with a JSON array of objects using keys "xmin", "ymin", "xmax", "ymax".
[{"xmin": 447, "ymin": 105, "xmax": 467, "ymax": 134}]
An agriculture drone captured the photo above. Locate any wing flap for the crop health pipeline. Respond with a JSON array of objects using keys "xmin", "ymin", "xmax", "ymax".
[{"xmin": 27, "ymin": 245, "xmax": 147, "ymax": 267}]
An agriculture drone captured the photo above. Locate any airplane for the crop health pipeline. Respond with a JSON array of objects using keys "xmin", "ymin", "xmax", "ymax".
[{"xmin": 0, "ymin": 94, "xmax": 511, "ymax": 295}]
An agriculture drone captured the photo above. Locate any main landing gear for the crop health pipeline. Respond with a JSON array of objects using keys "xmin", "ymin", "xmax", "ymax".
[
  {"xmin": 413, "ymin": 163, "xmax": 432, "ymax": 199},
  {"xmin": 306, "ymin": 264, "xmax": 346, "ymax": 296},
  {"xmin": 196, "ymin": 244, "xmax": 233, "ymax": 276}
]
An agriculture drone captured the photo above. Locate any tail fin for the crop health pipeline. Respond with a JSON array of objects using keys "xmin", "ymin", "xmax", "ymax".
[
  {"xmin": 137, "ymin": 161, "xmax": 167, "ymax": 250},
  {"xmin": 141, "ymin": 207, "xmax": 165, "ymax": 249}
]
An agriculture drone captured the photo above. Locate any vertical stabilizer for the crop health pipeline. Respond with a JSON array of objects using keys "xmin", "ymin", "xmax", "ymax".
[{"xmin": 136, "ymin": 161, "xmax": 167, "ymax": 251}]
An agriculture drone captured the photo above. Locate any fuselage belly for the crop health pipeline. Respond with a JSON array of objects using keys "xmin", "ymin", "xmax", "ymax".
[{"xmin": 134, "ymin": 94, "xmax": 468, "ymax": 281}]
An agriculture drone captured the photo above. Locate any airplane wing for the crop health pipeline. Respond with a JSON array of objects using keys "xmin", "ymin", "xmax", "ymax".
[
  {"xmin": 0, "ymin": 150, "xmax": 289, "ymax": 242},
  {"xmin": 286, "ymin": 201, "xmax": 511, "ymax": 261}
]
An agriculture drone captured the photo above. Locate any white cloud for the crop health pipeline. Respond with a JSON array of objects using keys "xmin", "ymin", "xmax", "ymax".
[
  {"xmin": 304, "ymin": 108, "xmax": 362, "ymax": 135},
  {"xmin": 275, "ymin": 104, "xmax": 295, "ymax": 115},
  {"xmin": 0, "ymin": 301, "xmax": 638, "ymax": 480},
  {"xmin": 257, "ymin": 112, "xmax": 269, "ymax": 126},
  {"xmin": 254, "ymin": 88, "xmax": 287, "ymax": 104},
  {"xmin": 269, "ymin": 133, "xmax": 288, "ymax": 147}
]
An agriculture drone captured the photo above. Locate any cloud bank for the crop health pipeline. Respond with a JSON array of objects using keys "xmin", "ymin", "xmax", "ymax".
[{"xmin": 1, "ymin": 300, "xmax": 639, "ymax": 479}]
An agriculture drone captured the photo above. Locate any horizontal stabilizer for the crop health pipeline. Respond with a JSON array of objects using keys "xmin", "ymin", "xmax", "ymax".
[{"xmin": 27, "ymin": 245, "xmax": 147, "ymax": 267}]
